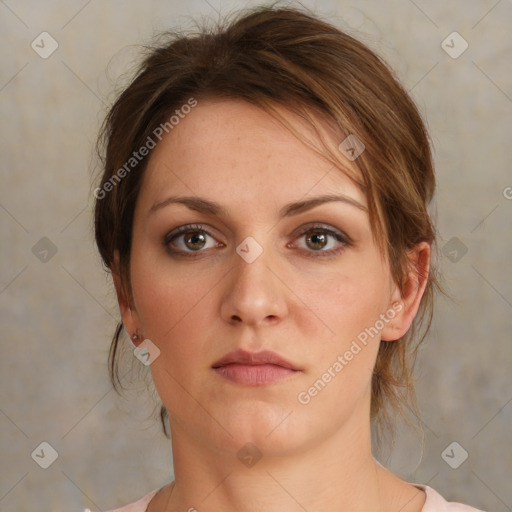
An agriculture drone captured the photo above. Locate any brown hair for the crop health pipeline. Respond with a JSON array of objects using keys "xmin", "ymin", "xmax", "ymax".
[{"xmin": 94, "ymin": 4, "xmax": 440, "ymax": 439}]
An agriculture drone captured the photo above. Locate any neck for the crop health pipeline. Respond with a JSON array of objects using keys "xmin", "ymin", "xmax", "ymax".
[{"xmin": 155, "ymin": 415, "xmax": 424, "ymax": 512}]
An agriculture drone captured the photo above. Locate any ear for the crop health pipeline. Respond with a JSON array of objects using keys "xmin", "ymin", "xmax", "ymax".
[
  {"xmin": 380, "ymin": 241, "xmax": 431, "ymax": 341},
  {"xmin": 112, "ymin": 250, "xmax": 142, "ymax": 345}
]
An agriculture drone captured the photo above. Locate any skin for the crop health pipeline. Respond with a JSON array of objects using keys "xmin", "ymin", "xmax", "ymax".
[{"xmin": 114, "ymin": 98, "xmax": 430, "ymax": 512}]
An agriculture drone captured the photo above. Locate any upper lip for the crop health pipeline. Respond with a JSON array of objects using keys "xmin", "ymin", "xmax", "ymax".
[{"xmin": 212, "ymin": 349, "xmax": 300, "ymax": 370}]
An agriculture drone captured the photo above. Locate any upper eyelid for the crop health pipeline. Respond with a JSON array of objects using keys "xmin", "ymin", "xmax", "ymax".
[
  {"xmin": 164, "ymin": 223, "xmax": 216, "ymax": 244},
  {"xmin": 165, "ymin": 222, "xmax": 351, "ymax": 246},
  {"xmin": 166, "ymin": 222, "xmax": 345, "ymax": 236}
]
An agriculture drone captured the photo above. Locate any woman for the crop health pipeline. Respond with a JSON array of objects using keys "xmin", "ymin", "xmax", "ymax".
[{"xmin": 93, "ymin": 5, "xmax": 484, "ymax": 512}]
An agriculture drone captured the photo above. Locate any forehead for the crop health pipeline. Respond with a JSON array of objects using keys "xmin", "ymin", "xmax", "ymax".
[{"xmin": 138, "ymin": 98, "xmax": 367, "ymax": 217}]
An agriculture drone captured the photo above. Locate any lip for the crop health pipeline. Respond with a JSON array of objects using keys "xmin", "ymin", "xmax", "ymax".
[
  {"xmin": 212, "ymin": 349, "xmax": 299, "ymax": 369},
  {"xmin": 212, "ymin": 349, "xmax": 301, "ymax": 386}
]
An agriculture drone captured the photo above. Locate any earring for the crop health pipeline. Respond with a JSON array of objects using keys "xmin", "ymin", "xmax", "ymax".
[{"xmin": 132, "ymin": 333, "xmax": 139, "ymax": 341}]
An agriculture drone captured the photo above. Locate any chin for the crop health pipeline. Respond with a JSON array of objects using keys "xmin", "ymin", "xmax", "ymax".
[
  {"xmin": 213, "ymin": 428, "xmax": 308, "ymax": 461},
  {"xmin": 204, "ymin": 404, "xmax": 319, "ymax": 460}
]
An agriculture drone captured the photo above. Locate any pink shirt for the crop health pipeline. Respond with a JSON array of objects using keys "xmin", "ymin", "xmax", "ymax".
[{"xmin": 102, "ymin": 485, "xmax": 485, "ymax": 511}]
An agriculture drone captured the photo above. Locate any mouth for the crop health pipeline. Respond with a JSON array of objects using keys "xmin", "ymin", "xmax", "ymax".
[{"xmin": 212, "ymin": 349, "xmax": 301, "ymax": 386}]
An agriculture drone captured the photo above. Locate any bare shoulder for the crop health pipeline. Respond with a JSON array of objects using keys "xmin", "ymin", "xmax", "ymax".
[
  {"xmin": 375, "ymin": 464, "xmax": 427, "ymax": 512},
  {"xmin": 145, "ymin": 483, "xmax": 174, "ymax": 512}
]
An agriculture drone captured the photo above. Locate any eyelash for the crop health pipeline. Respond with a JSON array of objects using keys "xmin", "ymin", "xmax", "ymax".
[{"xmin": 163, "ymin": 223, "xmax": 352, "ymax": 259}]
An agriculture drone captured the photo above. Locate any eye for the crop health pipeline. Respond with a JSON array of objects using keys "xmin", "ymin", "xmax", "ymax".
[
  {"xmin": 290, "ymin": 224, "xmax": 351, "ymax": 258},
  {"xmin": 164, "ymin": 224, "xmax": 221, "ymax": 255},
  {"xmin": 164, "ymin": 223, "xmax": 351, "ymax": 259}
]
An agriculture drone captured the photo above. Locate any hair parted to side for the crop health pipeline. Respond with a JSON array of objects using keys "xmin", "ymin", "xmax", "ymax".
[{"xmin": 94, "ymin": 3, "xmax": 441, "ymax": 441}]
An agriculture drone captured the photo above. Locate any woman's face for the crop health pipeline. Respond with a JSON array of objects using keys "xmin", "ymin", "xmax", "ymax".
[{"xmin": 122, "ymin": 98, "xmax": 407, "ymax": 456}]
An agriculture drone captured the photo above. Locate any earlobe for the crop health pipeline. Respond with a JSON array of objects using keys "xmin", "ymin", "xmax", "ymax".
[
  {"xmin": 380, "ymin": 242, "xmax": 431, "ymax": 341},
  {"xmin": 112, "ymin": 250, "xmax": 141, "ymax": 342}
]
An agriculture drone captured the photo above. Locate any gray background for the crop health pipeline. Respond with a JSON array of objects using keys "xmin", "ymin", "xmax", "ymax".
[{"xmin": 0, "ymin": 1, "xmax": 511, "ymax": 511}]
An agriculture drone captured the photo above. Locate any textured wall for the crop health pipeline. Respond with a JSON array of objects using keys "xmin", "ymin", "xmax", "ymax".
[{"xmin": 0, "ymin": 1, "xmax": 510, "ymax": 511}]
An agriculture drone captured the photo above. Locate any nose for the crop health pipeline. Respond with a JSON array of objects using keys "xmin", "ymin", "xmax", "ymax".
[{"xmin": 220, "ymin": 241, "xmax": 288, "ymax": 328}]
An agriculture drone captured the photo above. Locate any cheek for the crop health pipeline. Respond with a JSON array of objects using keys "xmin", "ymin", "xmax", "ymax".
[
  {"xmin": 130, "ymin": 262, "xmax": 220, "ymax": 408},
  {"xmin": 128, "ymin": 251, "xmax": 244, "ymax": 403},
  {"xmin": 313, "ymin": 258, "xmax": 391, "ymax": 340},
  {"xmin": 130, "ymin": 245, "xmax": 217, "ymax": 331},
  {"xmin": 296, "ymin": 271, "xmax": 386, "ymax": 416},
  {"xmin": 301, "ymin": 255, "xmax": 391, "ymax": 392}
]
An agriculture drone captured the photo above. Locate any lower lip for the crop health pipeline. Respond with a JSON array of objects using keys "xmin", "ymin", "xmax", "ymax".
[{"xmin": 213, "ymin": 364, "xmax": 299, "ymax": 385}]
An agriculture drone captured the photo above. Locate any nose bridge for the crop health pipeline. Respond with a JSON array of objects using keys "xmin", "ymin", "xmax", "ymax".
[{"xmin": 221, "ymin": 234, "xmax": 287, "ymax": 326}]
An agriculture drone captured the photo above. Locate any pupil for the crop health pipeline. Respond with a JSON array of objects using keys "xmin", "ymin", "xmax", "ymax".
[
  {"xmin": 308, "ymin": 231, "xmax": 326, "ymax": 250},
  {"xmin": 187, "ymin": 232, "xmax": 205, "ymax": 250}
]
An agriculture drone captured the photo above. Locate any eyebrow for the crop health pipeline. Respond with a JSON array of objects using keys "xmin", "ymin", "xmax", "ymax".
[{"xmin": 149, "ymin": 193, "xmax": 367, "ymax": 218}]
